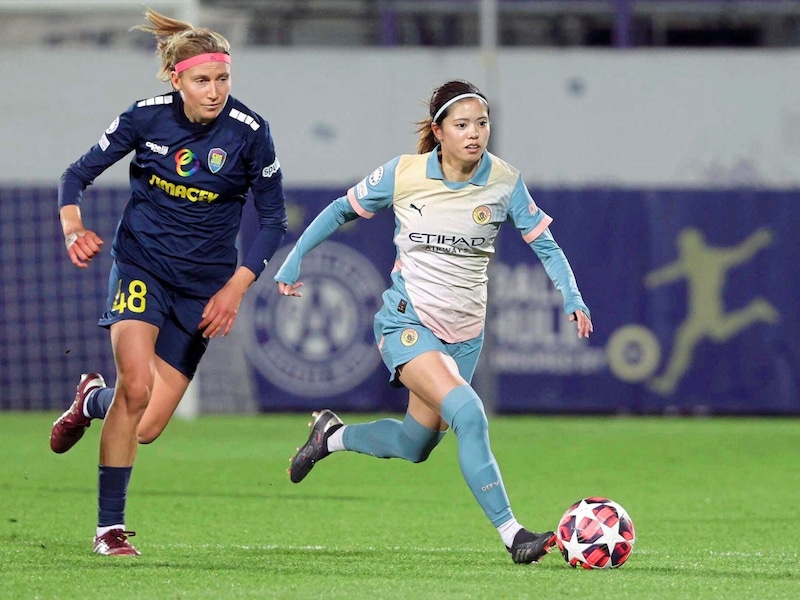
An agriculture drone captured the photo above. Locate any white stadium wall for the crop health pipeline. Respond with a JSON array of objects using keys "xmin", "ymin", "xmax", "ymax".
[{"xmin": 3, "ymin": 47, "xmax": 800, "ymax": 188}]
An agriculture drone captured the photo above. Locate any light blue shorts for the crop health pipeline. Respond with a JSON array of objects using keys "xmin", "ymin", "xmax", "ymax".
[{"xmin": 373, "ymin": 303, "xmax": 484, "ymax": 388}]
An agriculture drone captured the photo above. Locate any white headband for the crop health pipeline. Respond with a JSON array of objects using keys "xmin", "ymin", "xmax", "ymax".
[{"xmin": 432, "ymin": 93, "xmax": 488, "ymax": 123}]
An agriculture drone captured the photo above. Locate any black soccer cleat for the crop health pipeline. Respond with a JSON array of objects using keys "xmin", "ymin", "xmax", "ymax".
[
  {"xmin": 288, "ymin": 409, "xmax": 343, "ymax": 484},
  {"xmin": 507, "ymin": 529, "xmax": 557, "ymax": 564}
]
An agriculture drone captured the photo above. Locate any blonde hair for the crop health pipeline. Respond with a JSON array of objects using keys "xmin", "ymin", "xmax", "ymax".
[
  {"xmin": 415, "ymin": 80, "xmax": 489, "ymax": 154},
  {"xmin": 133, "ymin": 8, "xmax": 231, "ymax": 82}
]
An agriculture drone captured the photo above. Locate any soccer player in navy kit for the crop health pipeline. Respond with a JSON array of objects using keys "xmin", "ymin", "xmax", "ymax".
[
  {"xmin": 276, "ymin": 80, "xmax": 593, "ymax": 564},
  {"xmin": 50, "ymin": 9, "xmax": 287, "ymax": 555}
]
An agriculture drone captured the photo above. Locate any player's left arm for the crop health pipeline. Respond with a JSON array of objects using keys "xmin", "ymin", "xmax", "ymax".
[
  {"xmin": 240, "ymin": 120, "xmax": 288, "ymax": 279},
  {"xmin": 509, "ymin": 177, "xmax": 593, "ymax": 339},
  {"xmin": 199, "ymin": 120, "xmax": 288, "ymax": 338}
]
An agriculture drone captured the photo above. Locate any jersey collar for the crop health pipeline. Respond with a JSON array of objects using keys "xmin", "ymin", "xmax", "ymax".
[{"xmin": 426, "ymin": 146, "xmax": 491, "ymax": 186}]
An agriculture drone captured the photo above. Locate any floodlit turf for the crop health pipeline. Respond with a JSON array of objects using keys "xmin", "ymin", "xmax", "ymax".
[{"xmin": 1, "ymin": 413, "xmax": 798, "ymax": 599}]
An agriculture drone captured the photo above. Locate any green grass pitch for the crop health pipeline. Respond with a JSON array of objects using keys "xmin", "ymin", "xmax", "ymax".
[{"xmin": 1, "ymin": 413, "xmax": 798, "ymax": 599}]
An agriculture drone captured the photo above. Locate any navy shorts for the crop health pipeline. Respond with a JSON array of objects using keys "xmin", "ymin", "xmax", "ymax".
[{"xmin": 98, "ymin": 260, "xmax": 209, "ymax": 379}]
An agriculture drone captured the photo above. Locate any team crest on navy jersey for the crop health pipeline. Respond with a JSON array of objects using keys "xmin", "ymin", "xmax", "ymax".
[{"xmin": 208, "ymin": 148, "xmax": 227, "ymax": 174}]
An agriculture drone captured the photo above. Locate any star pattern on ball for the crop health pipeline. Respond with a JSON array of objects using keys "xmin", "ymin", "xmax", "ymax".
[
  {"xmin": 560, "ymin": 526, "xmax": 596, "ymax": 566},
  {"xmin": 599, "ymin": 518, "xmax": 628, "ymax": 548},
  {"xmin": 556, "ymin": 497, "xmax": 636, "ymax": 569}
]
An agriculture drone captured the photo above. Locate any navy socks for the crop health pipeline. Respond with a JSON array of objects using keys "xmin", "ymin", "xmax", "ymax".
[
  {"xmin": 85, "ymin": 387, "xmax": 114, "ymax": 419},
  {"xmin": 98, "ymin": 465, "xmax": 132, "ymax": 527}
]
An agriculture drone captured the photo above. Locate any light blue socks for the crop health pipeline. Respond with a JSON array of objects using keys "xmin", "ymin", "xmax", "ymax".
[
  {"xmin": 440, "ymin": 385, "xmax": 513, "ymax": 527},
  {"xmin": 342, "ymin": 412, "xmax": 445, "ymax": 463}
]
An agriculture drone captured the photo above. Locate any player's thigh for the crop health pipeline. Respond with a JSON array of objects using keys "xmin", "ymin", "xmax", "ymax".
[
  {"xmin": 138, "ymin": 355, "xmax": 190, "ymax": 443},
  {"xmin": 447, "ymin": 334, "xmax": 484, "ymax": 384},
  {"xmin": 109, "ymin": 319, "xmax": 159, "ymax": 384},
  {"xmin": 407, "ymin": 391, "xmax": 449, "ymax": 431},
  {"xmin": 399, "ymin": 350, "xmax": 467, "ymax": 410}
]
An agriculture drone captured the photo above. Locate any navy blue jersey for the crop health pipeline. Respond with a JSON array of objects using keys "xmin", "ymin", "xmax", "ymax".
[{"xmin": 59, "ymin": 91, "xmax": 287, "ymax": 297}]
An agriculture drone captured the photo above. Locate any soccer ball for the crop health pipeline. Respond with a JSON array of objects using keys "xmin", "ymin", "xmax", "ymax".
[{"xmin": 556, "ymin": 497, "xmax": 636, "ymax": 569}]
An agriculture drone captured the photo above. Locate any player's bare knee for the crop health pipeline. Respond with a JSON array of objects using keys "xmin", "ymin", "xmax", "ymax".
[
  {"xmin": 137, "ymin": 426, "xmax": 163, "ymax": 445},
  {"xmin": 115, "ymin": 380, "xmax": 152, "ymax": 414}
]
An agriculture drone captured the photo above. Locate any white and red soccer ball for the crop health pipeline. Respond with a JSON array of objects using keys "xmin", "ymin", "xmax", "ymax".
[{"xmin": 556, "ymin": 496, "xmax": 636, "ymax": 569}]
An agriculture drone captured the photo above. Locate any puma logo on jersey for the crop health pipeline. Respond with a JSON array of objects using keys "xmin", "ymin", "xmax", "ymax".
[{"xmin": 410, "ymin": 203, "xmax": 425, "ymax": 216}]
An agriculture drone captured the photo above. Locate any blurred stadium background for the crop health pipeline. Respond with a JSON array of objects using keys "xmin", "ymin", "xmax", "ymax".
[{"xmin": 1, "ymin": 0, "xmax": 798, "ymax": 416}]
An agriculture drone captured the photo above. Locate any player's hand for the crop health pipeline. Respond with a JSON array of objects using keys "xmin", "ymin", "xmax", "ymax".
[
  {"xmin": 65, "ymin": 230, "xmax": 104, "ymax": 268},
  {"xmin": 569, "ymin": 310, "xmax": 593, "ymax": 339},
  {"xmin": 277, "ymin": 281, "xmax": 304, "ymax": 297},
  {"xmin": 199, "ymin": 283, "xmax": 246, "ymax": 339}
]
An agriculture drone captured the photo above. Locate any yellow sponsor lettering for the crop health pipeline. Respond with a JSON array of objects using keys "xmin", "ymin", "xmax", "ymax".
[
  {"xmin": 148, "ymin": 174, "xmax": 218, "ymax": 203},
  {"xmin": 160, "ymin": 179, "xmax": 176, "ymax": 195}
]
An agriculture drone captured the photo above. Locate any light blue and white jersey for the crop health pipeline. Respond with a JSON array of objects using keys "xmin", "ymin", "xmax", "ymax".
[
  {"xmin": 346, "ymin": 150, "xmax": 553, "ymax": 343},
  {"xmin": 276, "ymin": 148, "xmax": 588, "ymax": 345}
]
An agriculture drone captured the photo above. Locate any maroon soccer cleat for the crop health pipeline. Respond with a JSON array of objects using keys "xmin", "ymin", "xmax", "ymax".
[
  {"xmin": 50, "ymin": 372, "xmax": 106, "ymax": 454},
  {"xmin": 92, "ymin": 529, "xmax": 140, "ymax": 556}
]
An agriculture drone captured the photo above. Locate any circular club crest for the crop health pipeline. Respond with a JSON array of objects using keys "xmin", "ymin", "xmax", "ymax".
[
  {"xmin": 473, "ymin": 205, "xmax": 491, "ymax": 225},
  {"xmin": 241, "ymin": 241, "xmax": 385, "ymax": 397},
  {"xmin": 400, "ymin": 328, "xmax": 419, "ymax": 346}
]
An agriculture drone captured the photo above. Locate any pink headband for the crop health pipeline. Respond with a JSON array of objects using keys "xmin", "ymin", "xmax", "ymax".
[{"xmin": 174, "ymin": 53, "xmax": 231, "ymax": 74}]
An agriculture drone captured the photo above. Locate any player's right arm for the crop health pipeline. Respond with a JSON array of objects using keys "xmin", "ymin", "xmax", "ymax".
[
  {"xmin": 274, "ymin": 158, "xmax": 399, "ymax": 296},
  {"xmin": 57, "ymin": 106, "xmax": 138, "ymax": 267},
  {"xmin": 59, "ymin": 204, "xmax": 104, "ymax": 268},
  {"xmin": 274, "ymin": 197, "xmax": 359, "ymax": 296}
]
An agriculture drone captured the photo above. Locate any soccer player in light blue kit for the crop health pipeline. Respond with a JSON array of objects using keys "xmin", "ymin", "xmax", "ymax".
[
  {"xmin": 50, "ymin": 9, "xmax": 287, "ymax": 555},
  {"xmin": 275, "ymin": 80, "xmax": 592, "ymax": 564}
]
